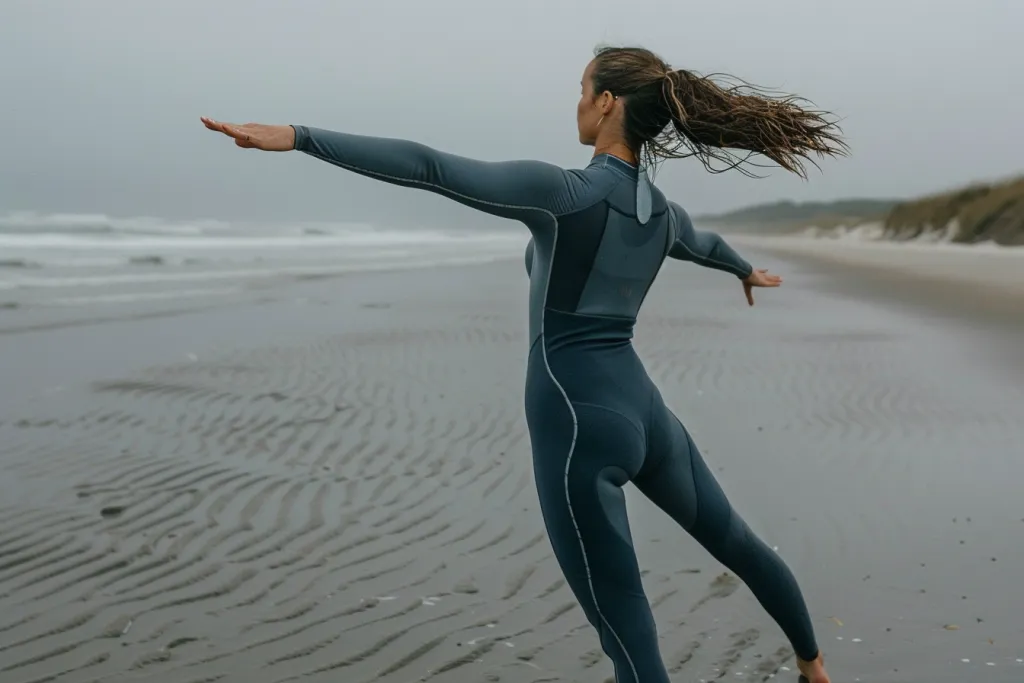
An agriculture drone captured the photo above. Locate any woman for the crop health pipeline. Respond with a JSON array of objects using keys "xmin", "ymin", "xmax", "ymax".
[{"xmin": 202, "ymin": 45, "xmax": 845, "ymax": 683}]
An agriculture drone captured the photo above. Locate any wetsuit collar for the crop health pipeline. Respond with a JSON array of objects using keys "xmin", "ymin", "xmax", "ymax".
[
  {"xmin": 588, "ymin": 154, "xmax": 652, "ymax": 225},
  {"xmin": 589, "ymin": 153, "xmax": 639, "ymax": 177}
]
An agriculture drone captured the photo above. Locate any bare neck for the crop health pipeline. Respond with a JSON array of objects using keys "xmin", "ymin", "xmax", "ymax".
[{"xmin": 592, "ymin": 127, "xmax": 637, "ymax": 166}]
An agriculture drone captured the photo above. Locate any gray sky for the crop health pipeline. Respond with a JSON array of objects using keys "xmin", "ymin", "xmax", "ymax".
[{"xmin": 2, "ymin": 0, "xmax": 1021, "ymax": 229}]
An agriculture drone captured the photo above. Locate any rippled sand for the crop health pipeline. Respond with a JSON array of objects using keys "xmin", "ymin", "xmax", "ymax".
[{"xmin": 1, "ymin": 249, "xmax": 1022, "ymax": 683}]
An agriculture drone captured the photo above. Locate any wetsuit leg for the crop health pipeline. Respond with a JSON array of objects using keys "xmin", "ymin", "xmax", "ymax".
[
  {"xmin": 634, "ymin": 407, "xmax": 820, "ymax": 662},
  {"xmin": 528, "ymin": 399, "xmax": 671, "ymax": 683}
]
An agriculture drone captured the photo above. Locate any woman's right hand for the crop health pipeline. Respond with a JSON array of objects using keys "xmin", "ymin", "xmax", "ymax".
[
  {"xmin": 742, "ymin": 268, "xmax": 782, "ymax": 306},
  {"xmin": 200, "ymin": 117, "xmax": 295, "ymax": 151}
]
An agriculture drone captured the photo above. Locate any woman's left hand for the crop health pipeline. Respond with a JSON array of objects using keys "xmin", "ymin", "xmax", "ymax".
[
  {"xmin": 741, "ymin": 268, "xmax": 782, "ymax": 306},
  {"xmin": 200, "ymin": 117, "xmax": 295, "ymax": 151}
]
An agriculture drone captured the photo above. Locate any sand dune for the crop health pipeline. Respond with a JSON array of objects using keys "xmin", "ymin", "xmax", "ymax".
[{"xmin": 1, "ymin": 256, "xmax": 1023, "ymax": 682}]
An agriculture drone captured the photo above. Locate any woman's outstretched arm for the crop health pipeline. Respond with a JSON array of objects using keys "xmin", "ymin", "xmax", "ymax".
[
  {"xmin": 666, "ymin": 200, "xmax": 783, "ymax": 305},
  {"xmin": 200, "ymin": 118, "xmax": 582, "ymax": 226},
  {"xmin": 666, "ymin": 200, "xmax": 753, "ymax": 278}
]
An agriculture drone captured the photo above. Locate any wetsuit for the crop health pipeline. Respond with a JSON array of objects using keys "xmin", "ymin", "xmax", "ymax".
[{"xmin": 291, "ymin": 125, "xmax": 820, "ymax": 682}]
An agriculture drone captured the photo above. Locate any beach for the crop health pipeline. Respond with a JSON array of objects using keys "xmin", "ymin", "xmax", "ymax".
[{"xmin": 2, "ymin": 226, "xmax": 1023, "ymax": 683}]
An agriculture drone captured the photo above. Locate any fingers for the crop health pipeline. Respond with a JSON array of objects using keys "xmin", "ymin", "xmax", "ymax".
[
  {"xmin": 751, "ymin": 271, "xmax": 783, "ymax": 288},
  {"xmin": 222, "ymin": 124, "xmax": 247, "ymax": 141},
  {"xmin": 744, "ymin": 284, "xmax": 754, "ymax": 306},
  {"xmin": 201, "ymin": 116, "xmax": 234, "ymax": 134},
  {"xmin": 200, "ymin": 117, "xmax": 247, "ymax": 140},
  {"xmin": 202, "ymin": 117, "xmax": 262, "ymax": 150}
]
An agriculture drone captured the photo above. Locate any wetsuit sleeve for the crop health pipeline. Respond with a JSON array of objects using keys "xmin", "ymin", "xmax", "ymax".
[
  {"xmin": 291, "ymin": 126, "xmax": 580, "ymax": 224},
  {"xmin": 667, "ymin": 201, "xmax": 753, "ymax": 279},
  {"xmin": 524, "ymin": 238, "xmax": 535, "ymax": 277}
]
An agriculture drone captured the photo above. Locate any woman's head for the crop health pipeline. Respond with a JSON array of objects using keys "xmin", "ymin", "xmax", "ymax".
[{"xmin": 576, "ymin": 46, "xmax": 848, "ymax": 178}]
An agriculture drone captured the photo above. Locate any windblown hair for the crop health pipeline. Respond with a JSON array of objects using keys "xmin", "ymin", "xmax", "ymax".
[{"xmin": 591, "ymin": 46, "xmax": 849, "ymax": 178}]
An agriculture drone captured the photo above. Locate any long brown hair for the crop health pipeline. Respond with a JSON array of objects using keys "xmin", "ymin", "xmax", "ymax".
[{"xmin": 590, "ymin": 46, "xmax": 849, "ymax": 178}]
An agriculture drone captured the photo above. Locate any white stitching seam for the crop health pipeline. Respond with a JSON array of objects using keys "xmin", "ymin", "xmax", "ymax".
[
  {"xmin": 299, "ymin": 151, "xmax": 640, "ymax": 683},
  {"xmin": 675, "ymin": 239, "xmax": 750, "ymax": 275},
  {"xmin": 669, "ymin": 207, "xmax": 750, "ymax": 276}
]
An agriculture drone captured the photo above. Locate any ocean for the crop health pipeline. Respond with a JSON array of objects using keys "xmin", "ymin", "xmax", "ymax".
[{"xmin": 0, "ymin": 211, "xmax": 525, "ymax": 312}]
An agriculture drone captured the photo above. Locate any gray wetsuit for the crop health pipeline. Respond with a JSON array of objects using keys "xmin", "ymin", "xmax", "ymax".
[{"xmin": 291, "ymin": 125, "xmax": 819, "ymax": 681}]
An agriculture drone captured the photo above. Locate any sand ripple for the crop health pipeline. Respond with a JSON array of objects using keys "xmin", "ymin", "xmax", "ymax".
[{"xmin": 2, "ymin": 258, "xmax": 1023, "ymax": 682}]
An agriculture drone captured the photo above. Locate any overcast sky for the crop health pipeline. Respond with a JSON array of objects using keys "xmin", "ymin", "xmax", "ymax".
[{"xmin": 1, "ymin": 0, "xmax": 1021, "ymax": 229}]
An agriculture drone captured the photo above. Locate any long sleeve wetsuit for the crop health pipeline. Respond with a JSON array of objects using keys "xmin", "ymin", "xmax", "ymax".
[{"xmin": 291, "ymin": 125, "xmax": 819, "ymax": 682}]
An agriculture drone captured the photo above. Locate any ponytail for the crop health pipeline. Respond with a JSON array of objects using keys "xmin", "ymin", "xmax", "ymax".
[
  {"xmin": 592, "ymin": 46, "xmax": 848, "ymax": 178},
  {"xmin": 659, "ymin": 69, "xmax": 848, "ymax": 178}
]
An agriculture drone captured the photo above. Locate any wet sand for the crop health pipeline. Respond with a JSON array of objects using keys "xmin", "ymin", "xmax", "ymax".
[{"xmin": 1, "ymin": 248, "xmax": 1023, "ymax": 683}]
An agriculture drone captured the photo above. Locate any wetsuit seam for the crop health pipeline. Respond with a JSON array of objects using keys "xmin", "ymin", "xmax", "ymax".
[
  {"xmin": 677, "ymin": 414, "xmax": 701, "ymax": 533},
  {"xmin": 633, "ymin": 220, "xmax": 674, "ymax": 314},
  {"xmin": 675, "ymin": 242, "xmax": 748, "ymax": 276},
  {"xmin": 606, "ymin": 167, "xmax": 636, "ymax": 181},
  {"xmin": 601, "ymin": 174, "xmax": 663, "ymax": 222},
  {"xmin": 643, "ymin": 392, "xmax": 656, "ymax": 466},
  {"xmin": 541, "ymin": 176, "xmax": 642, "ymax": 683},
  {"xmin": 546, "ymin": 216, "xmax": 640, "ymax": 683},
  {"xmin": 528, "ymin": 334, "xmax": 543, "ymax": 356},
  {"xmin": 668, "ymin": 210, "xmax": 748, "ymax": 276},
  {"xmin": 300, "ymin": 151, "xmax": 639, "ymax": 679},
  {"xmin": 570, "ymin": 401, "xmax": 645, "ymax": 441},
  {"xmin": 544, "ymin": 307, "xmax": 633, "ymax": 322},
  {"xmin": 299, "ymin": 152, "xmax": 578, "ymax": 219},
  {"xmin": 608, "ymin": 204, "xmax": 668, "ymax": 221},
  {"xmin": 591, "ymin": 157, "xmax": 638, "ymax": 181},
  {"xmin": 688, "ymin": 451, "xmax": 701, "ymax": 533}
]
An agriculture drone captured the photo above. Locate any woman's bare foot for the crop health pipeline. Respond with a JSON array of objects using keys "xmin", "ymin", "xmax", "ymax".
[{"xmin": 796, "ymin": 652, "xmax": 830, "ymax": 683}]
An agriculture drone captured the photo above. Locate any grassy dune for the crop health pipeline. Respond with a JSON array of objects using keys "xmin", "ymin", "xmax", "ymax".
[
  {"xmin": 883, "ymin": 176, "xmax": 1024, "ymax": 245},
  {"xmin": 701, "ymin": 175, "xmax": 1024, "ymax": 245}
]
